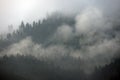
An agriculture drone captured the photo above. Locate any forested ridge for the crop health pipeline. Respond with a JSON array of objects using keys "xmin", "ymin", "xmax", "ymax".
[{"xmin": 0, "ymin": 13, "xmax": 120, "ymax": 80}]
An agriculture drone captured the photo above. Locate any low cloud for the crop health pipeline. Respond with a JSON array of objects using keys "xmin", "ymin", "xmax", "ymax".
[
  {"xmin": 54, "ymin": 24, "xmax": 73, "ymax": 42},
  {"xmin": 0, "ymin": 6, "xmax": 120, "ymax": 74},
  {"xmin": 1, "ymin": 37, "xmax": 119, "ymax": 74},
  {"xmin": 75, "ymin": 7, "xmax": 112, "ymax": 35}
]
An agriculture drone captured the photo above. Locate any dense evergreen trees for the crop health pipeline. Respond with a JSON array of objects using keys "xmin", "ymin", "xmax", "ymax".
[
  {"xmin": 0, "ymin": 13, "xmax": 120, "ymax": 80},
  {"xmin": 0, "ymin": 55, "xmax": 120, "ymax": 80},
  {"xmin": 0, "ymin": 13, "xmax": 75, "ymax": 50}
]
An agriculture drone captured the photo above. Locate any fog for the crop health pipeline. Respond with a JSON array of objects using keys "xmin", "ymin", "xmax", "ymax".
[
  {"xmin": 0, "ymin": 1, "xmax": 120, "ymax": 79},
  {"xmin": 0, "ymin": 6, "xmax": 120, "ymax": 74},
  {"xmin": 0, "ymin": 0, "xmax": 120, "ymax": 33}
]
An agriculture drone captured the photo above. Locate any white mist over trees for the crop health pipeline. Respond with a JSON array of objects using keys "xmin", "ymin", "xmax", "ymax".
[
  {"xmin": 0, "ymin": 0, "xmax": 120, "ymax": 80},
  {"xmin": 0, "ymin": 7, "xmax": 120, "ymax": 74}
]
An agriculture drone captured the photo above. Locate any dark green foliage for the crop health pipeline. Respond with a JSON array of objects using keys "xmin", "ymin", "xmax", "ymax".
[
  {"xmin": 90, "ymin": 58, "xmax": 120, "ymax": 80},
  {"xmin": 0, "ymin": 12, "xmax": 120, "ymax": 80},
  {"xmin": 0, "ymin": 55, "xmax": 85, "ymax": 80},
  {"xmin": 0, "ymin": 55, "xmax": 120, "ymax": 80},
  {"xmin": 0, "ymin": 13, "xmax": 75, "ymax": 52}
]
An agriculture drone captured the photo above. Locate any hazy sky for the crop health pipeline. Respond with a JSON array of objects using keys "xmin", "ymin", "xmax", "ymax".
[{"xmin": 0, "ymin": 0, "xmax": 120, "ymax": 33}]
